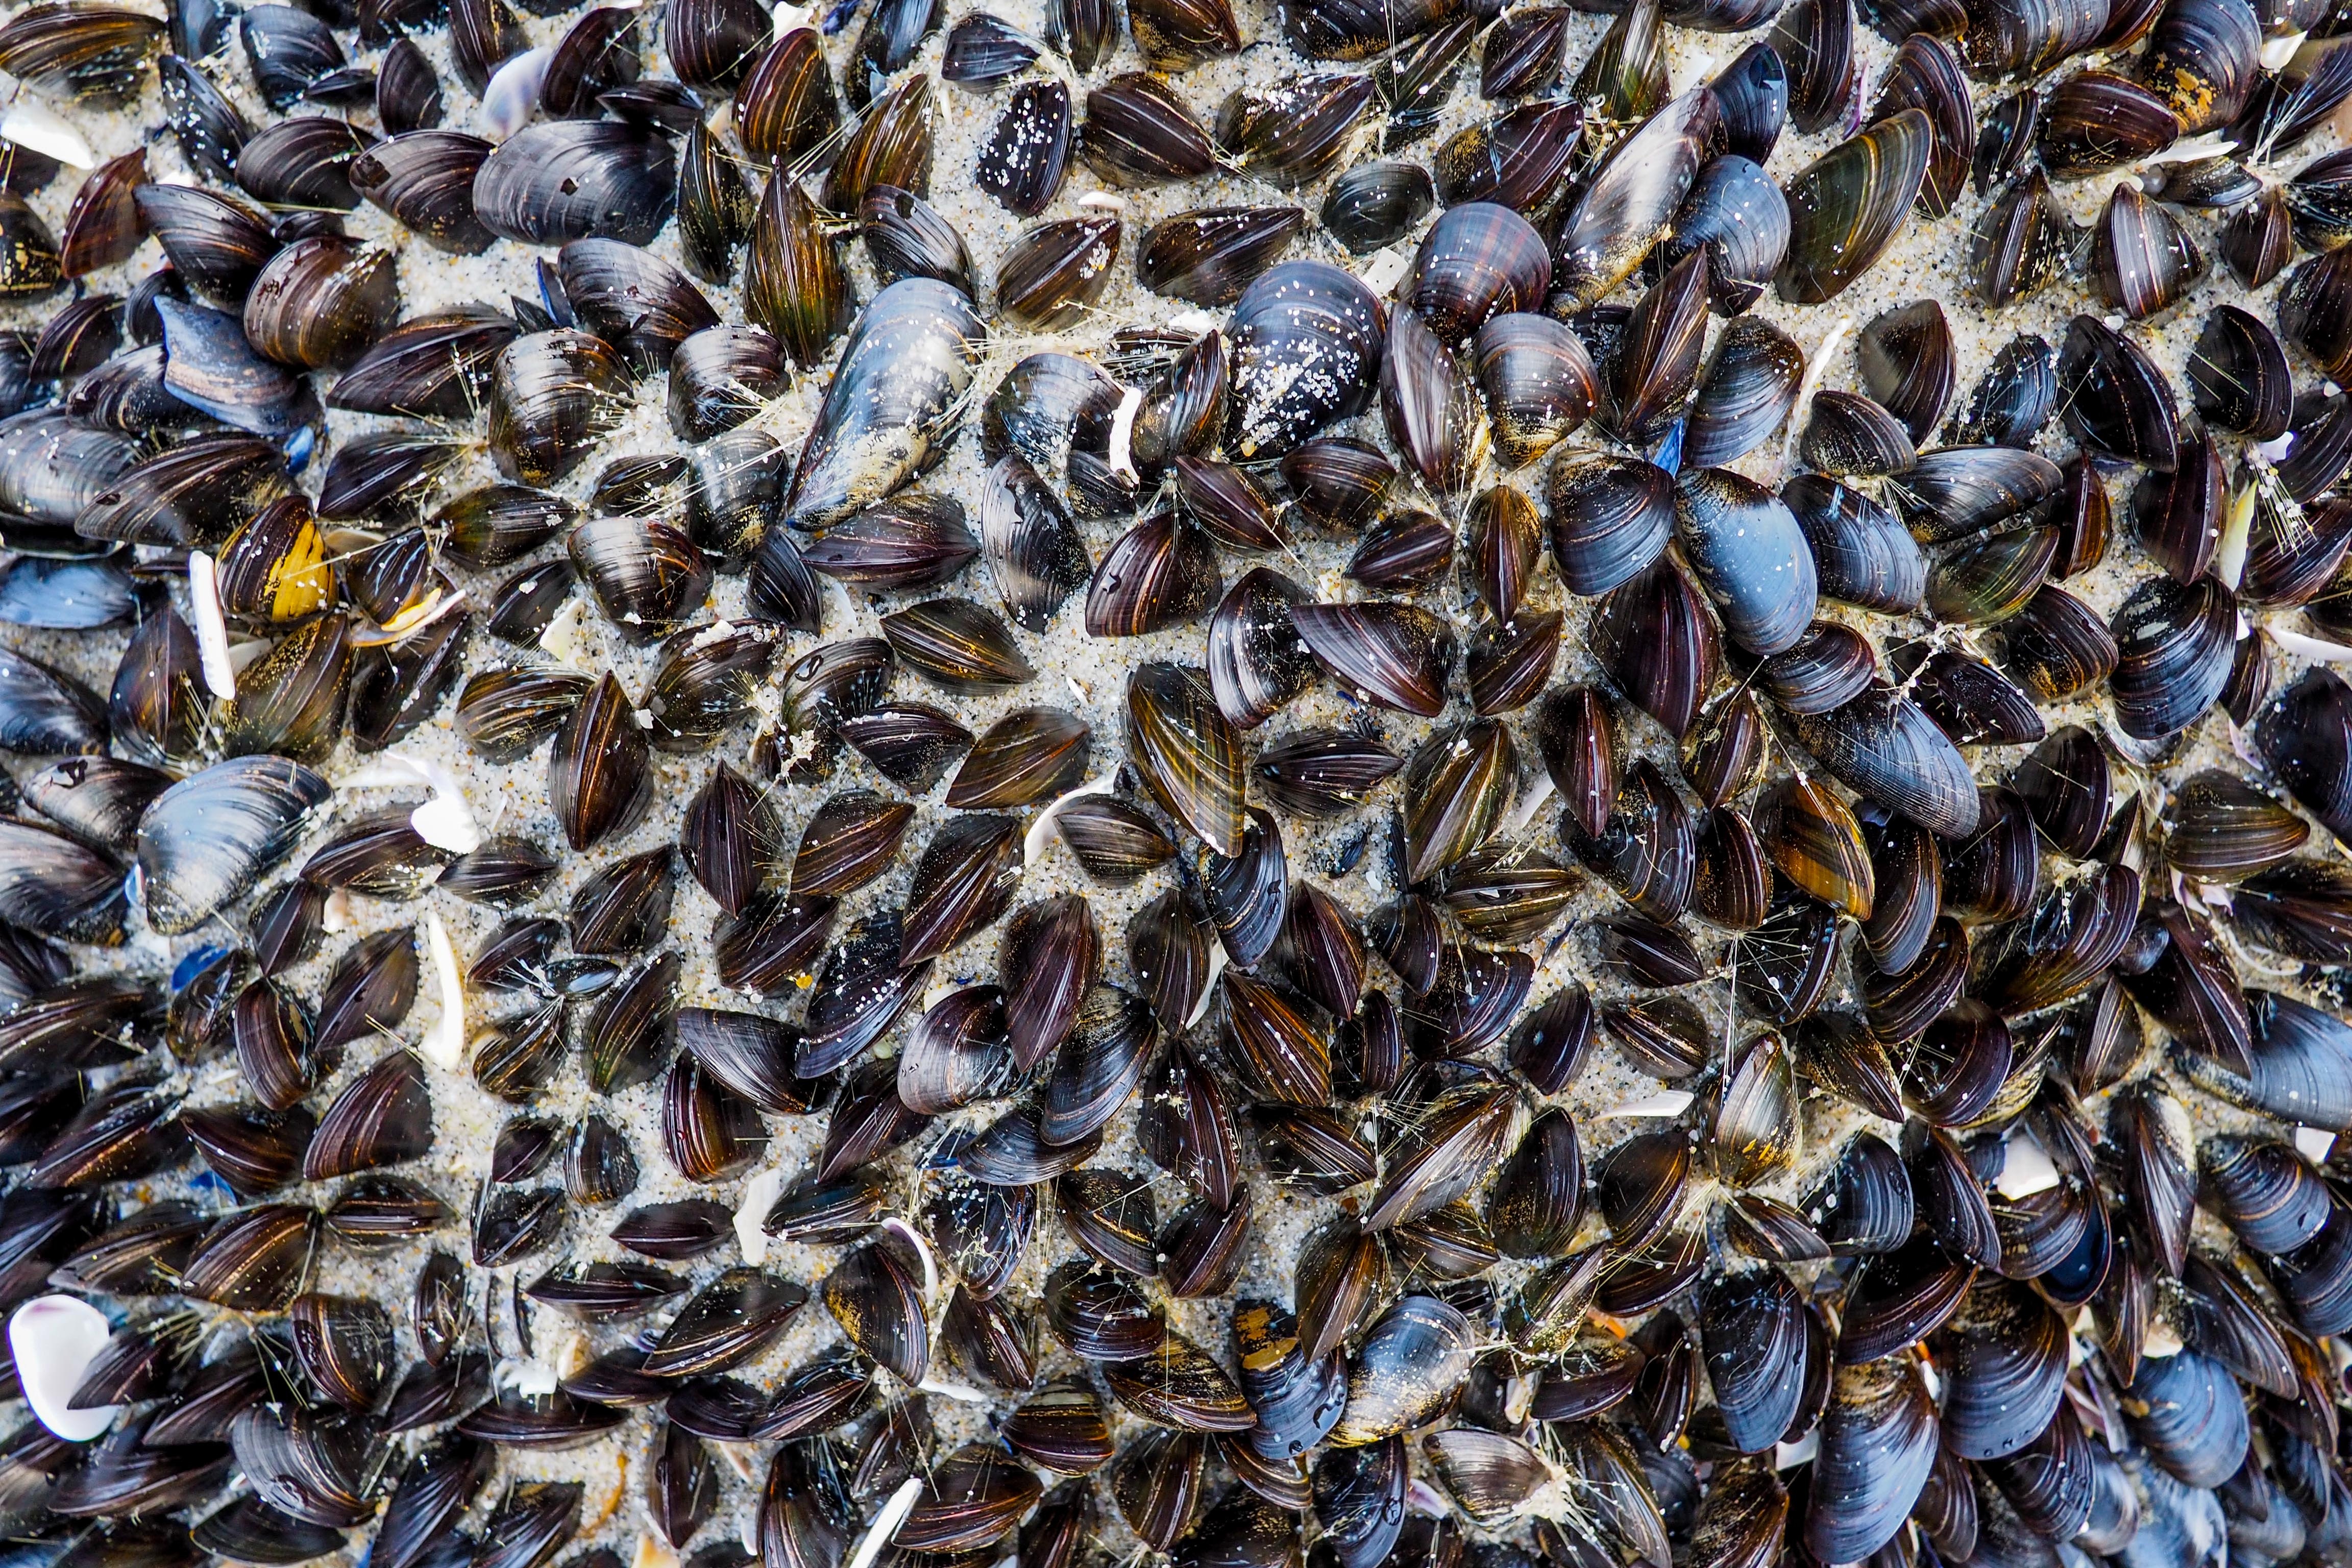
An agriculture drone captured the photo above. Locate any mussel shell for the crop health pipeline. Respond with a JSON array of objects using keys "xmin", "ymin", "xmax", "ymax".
[
  {"xmin": 327, "ymin": 305, "xmax": 515, "ymax": 418},
  {"xmin": 1227, "ymin": 261, "xmax": 1384, "ymax": 460},
  {"xmin": 1805, "ymin": 1355, "xmax": 1938, "ymax": 1560},
  {"xmin": 2109, "ymin": 573, "xmax": 2236, "ymax": 738},
  {"xmin": 1786, "ymin": 685, "xmax": 1980, "ymax": 839},
  {"xmin": 1321, "ymin": 160, "xmax": 1434, "ymax": 253},
  {"xmin": 1472, "ymin": 311, "xmax": 1594, "ymax": 469},
  {"xmin": 474, "ymin": 119, "xmax": 674, "ymax": 246},
  {"xmin": 1217, "ymin": 73, "xmax": 1376, "ymax": 188},
  {"xmin": 1138, "ymin": 206, "xmax": 1302, "ymax": 306},
  {"xmin": 1777, "ymin": 109, "xmax": 1931, "ymax": 304},
  {"xmin": 2060, "ymin": 312, "xmax": 2181, "ymax": 471},
  {"xmin": 1676, "ymin": 467, "xmax": 1817, "ymax": 656}
]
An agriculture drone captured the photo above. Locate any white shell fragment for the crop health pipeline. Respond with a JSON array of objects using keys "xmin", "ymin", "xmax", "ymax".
[
  {"xmin": 1106, "ymin": 385, "xmax": 1144, "ymax": 481},
  {"xmin": 480, "ymin": 47, "xmax": 553, "ymax": 138},
  {"xmin": 2215, "ymin": 476, "xmax": 2255, "ymax": 590},
  {"xmin": 422, "ymin": 911, "xmax": 467, "ymax": 1070},
  {"xmin": 1021, "ymin": 770, "xmax": 1121, "ymax": 862},
  {"xmin": 734, "ymin": 1167, "xmax": 783, "ymax": 1265},
  {"xmin": 8, "ymin": 1295, "xmax": 120, "ymax": 1441},
  {"xmin": 845, "ymin": 1476, "xmax": 924, "ymax": 1568},
  {"xmin": 1993, "ymin": 1130, "xmax": 2061, "ymax": 1198},
  {"xmin": 2270, "ymin": 626, "xmax": 2352, "ymax": 665},
  {"xmin": 880, "ymin": 1216, "xmax": 940, "ymax": 1302},
  {"xmin": 1502, "ymin": 773, "xmax": 1556, "ymax": 838},
  {"xmin": 497, "ymin": 1357, "xmax": 560, "ymax": 1395},
  {"xmin": 341, "ymin": 753, "xmax": 483, "ymax": 853},
  {"xmin": 538, "ymin": 596, "xmax": 594, "ymax": 668},
  {"xmin": 1, "ymin": 99, "xmax": 92, "ymax": 166},
  {"xmin": 2141, "ymin": 129, "xmax": 2236, "ymax": 166},
  {"xmin": 1776, "ymin": 312, "xmax": 1855, "ymax": 479},
  {"xmin": 186, "ymin": 552, "xmax": 238, "ymax": 699},
  {"xmin": 2298, "ymin": 1125, "xmax": 2338, "ymax": 1163},
  {"xmin": 1184, "ymin": 939, "xmax": 1230, "ymax": 1030},
  {"xmin": 1599, "ymin": 1090, "xmax": 1697, "ymax": 1119}
]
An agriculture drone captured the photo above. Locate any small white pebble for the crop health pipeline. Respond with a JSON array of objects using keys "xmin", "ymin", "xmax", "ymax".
[
  {"xmin": 1359, "ymin": 245, "xmax": 1411, "ymax": 298},
  {"xmin": 2298, "ymin": 1125, "xmax": 2337, "ymax": 1163},
  {"xmin": 538, "ymin": 597, "xmax": 593, "ymax": 667}
]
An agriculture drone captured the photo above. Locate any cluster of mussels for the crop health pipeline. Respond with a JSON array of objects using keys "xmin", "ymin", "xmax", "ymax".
[{"xmin": 20, "ymin": 0, "xmax": 2352, "ymax": 1560}]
